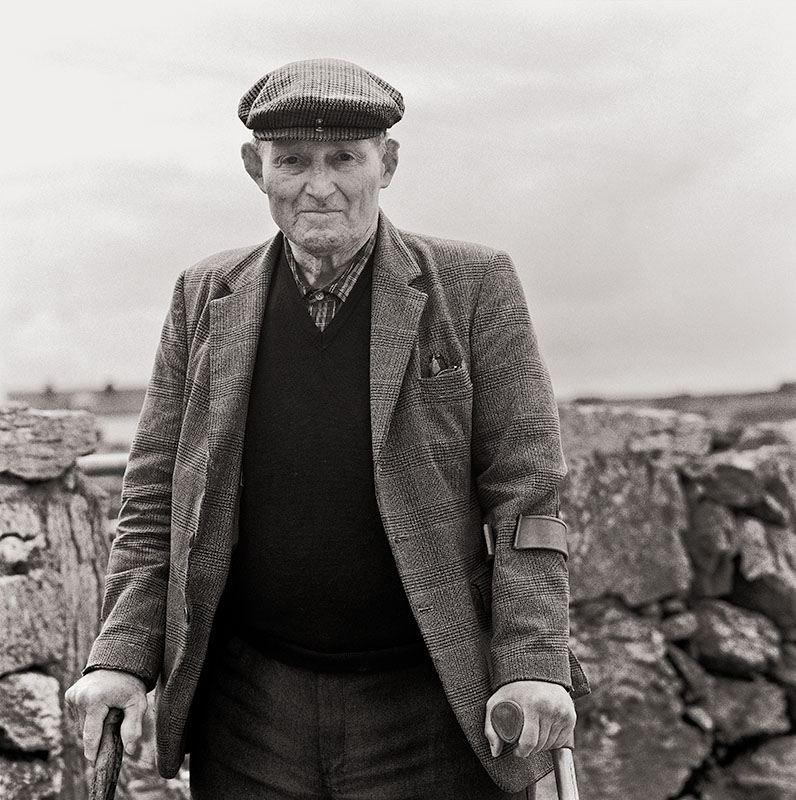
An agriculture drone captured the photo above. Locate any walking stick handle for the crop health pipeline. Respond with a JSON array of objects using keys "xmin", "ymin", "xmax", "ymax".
[
  {"xmin": 88, "ymin": 707, "xmax": 124, "ymax": 800},
  {"xmin": 490, "ymin": 700, "xmax": 580, "ymax": 800}
]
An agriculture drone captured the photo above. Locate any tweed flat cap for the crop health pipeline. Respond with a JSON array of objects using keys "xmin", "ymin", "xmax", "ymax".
[{"xmin": 238, "ymin": 58, "xmax": 404, "ymax": 141}]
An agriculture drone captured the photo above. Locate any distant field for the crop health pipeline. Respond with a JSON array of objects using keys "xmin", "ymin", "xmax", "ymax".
[{"xmin": 575, "ymin": 385, "xmax": 796, "ymax": 428}]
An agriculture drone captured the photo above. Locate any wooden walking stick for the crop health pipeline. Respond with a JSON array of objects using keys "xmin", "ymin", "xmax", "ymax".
[
  {"xmin": 88, "ymin": 707, "xmax": 124, "ymax": 800},
  {"xmin": 491, "ymin": 700, "xmax": 580, "ymax": 800}
]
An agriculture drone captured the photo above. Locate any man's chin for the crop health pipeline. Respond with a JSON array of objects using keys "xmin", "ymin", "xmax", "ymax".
[{"xmin": 291, "ymin": 230, "xmax": 351, "ymax": 257}]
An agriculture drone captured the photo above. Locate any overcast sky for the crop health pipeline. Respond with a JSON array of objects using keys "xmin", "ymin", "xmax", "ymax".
[{"xmin": 2, "ymin": 1, "xmax": 795, "ymax": 400}]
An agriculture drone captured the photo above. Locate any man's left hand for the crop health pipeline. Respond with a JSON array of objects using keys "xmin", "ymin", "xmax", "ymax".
[{"xmin": 484, "ymin": 680, "xmax": 576, "ymax": 758}]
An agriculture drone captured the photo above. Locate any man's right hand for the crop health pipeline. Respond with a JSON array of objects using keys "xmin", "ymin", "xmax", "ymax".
[{"xmin": 64, "ymin": 669, "xmax": 148, "ymax": 763}]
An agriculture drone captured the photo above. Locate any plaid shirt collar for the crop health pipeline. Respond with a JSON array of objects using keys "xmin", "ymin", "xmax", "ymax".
[{"xmin": 284, "ymin": 231, "xmax": 377, "ymax": 303}]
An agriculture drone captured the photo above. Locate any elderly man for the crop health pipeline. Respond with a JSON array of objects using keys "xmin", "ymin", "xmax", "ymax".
[{"xmin": 66, "ymin": 59, "xmax": 587, "ymax": 799}]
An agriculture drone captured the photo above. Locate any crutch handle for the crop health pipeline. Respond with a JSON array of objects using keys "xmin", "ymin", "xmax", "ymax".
[
  {"xmin": 490, "ymin": 700, "xmax": 580, "ymax": 800},
  {"xmin": 88, "ymin": 707, "xmax": 124, "ymax": 800}
]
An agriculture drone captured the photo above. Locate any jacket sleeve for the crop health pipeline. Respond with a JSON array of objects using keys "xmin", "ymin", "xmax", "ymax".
[
  {"xmin": 83, "ymin": 273, "xmax": 189, "ymax": 690},
  {"xmin": 469, "ymin": 251, "xmax": 572, "ymax": 691}
]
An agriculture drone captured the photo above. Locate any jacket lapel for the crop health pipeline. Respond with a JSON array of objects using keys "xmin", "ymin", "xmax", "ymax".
[
  {"xmin": 370, "ymin": 213, "xmax": 427, "ymax": 465},
  {"xmin": 206, "ymin": 236, "xmax": 281, "ymax": 526},
  {"xmin": 204, "ymin": 215, "xmax": 426, "ymax": 513}
]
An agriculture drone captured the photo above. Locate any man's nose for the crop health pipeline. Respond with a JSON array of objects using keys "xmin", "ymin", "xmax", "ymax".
[{"xmin": 303, "ymin": 165, "xmax": 336, "ymax": 201}]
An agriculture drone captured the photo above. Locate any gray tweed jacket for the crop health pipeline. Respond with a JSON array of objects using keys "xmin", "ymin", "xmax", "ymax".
[{"xmin": 86, "ymin": 211, "xmax": 587, "ymax": 792}]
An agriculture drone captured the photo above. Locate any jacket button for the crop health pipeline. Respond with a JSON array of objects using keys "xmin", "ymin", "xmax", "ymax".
[
  {"xmin": 188, "ymin": 532, "xmax": 196, "ymax": 549},
  {"xmin": 184, "ymin": 602, "xmax": 191, "ymax": 623}
]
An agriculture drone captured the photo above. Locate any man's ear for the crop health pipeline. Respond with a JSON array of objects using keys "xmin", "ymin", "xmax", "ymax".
[
  {"xmin": 379, "ymin": 138, "xmax": 400, "ymax": 189},
  {"xmin": 241, "ymin": 142, "xmax": 266, "ymax": 192}
]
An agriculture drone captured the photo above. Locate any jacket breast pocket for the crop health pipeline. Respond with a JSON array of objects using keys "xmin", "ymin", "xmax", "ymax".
[{"xmin": 417, "ymin": 365, "xmax": 473, "ymax": 403}]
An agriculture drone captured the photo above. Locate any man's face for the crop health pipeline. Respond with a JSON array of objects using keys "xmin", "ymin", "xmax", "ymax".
[{"xmin": 255, "ymin": 138, "xmax": 396, "ymax": 257}]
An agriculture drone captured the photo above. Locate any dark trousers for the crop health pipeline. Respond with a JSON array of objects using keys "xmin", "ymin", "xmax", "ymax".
[{"xmin": 189, "ymin": 634, "xmax": 533, "ymax": 800}]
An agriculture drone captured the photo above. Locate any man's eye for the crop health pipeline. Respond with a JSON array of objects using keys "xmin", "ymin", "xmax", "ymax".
[
  {"xmin": 336, "ymin": 152, "xmax": 356, "ymax": 162},
  {"xmin": 277, "ymin": 155, "xmax": 301, "ymax": 166}
]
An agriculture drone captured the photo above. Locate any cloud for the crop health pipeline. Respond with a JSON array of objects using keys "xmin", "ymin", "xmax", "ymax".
[{"xmin": 3, "ymin": 1, "xmax": 795, "ymax": 397}]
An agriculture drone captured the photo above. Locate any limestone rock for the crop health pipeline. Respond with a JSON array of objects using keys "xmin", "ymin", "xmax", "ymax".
[
  {"xmin": 0, "ymin": 405, "xmax": 99, "ymax": 481},
  {"xmin": 684, "ymin": 705, "xmax": 714, "ymax": 732},
  {"xmin": 661, "ymin": 597, "xmax": 688, "ymax": 615},
  {"xmin": 0, "ymin": 468, "xmax": 108, "ymax": 800},
  {"xmin": 706, "ymin": 676, "xmax": 790, "ymax": 744},
  {"xmin": 738, "ymin": 515, "xmax": 777, "ymax": 580},
  {"xmin": 0, "ymin": 574, "xmax": 63, "ymax": 676},
  {"xmin": 558, "ymin": 404, "xmax": 712, "ymax": 461},
  {"xmin": 732, "ymin": 520, "xmax": 796, "ymax": 632},
  {"xmin": 562, "ymin": 454, "xmax": 692, "ymax": 606},
  {"xmin": 702, "ymin": 735, "xmax": 796, "ymax": 800},
  {"xmin": 771, "ymin": 642, "xmax": 796, "ymax": 723},
  {"xmin": 667, "ymin": 645, "xmax": 712, "ymax": 704},
  {"xmin": 0, "ymin": 672, "xmax": 62, "ymax": 753},
  {"xmin": 0, "ymin": 491, "xmax": 46, "ymax": 576},
  {"xmin": 755, "ymin": 493, "xmax": 792, "ymax": 527},
  {"xmin": 0, "ymin": 755, "xmax": 62, "ymax": 800},
  {"xmin": 736, "ymin": 423, "xmax": 796, "ymax": 451},
  {"xmin": 772, "ymin": 642, "xmax": 796, "ymax": 690},
  {"xmin": 0, "ymin": 475, "xmax": 108, "ymax": 682},
  {"xmin": 681, "ymin": 450, "xmax": 767, "ymax": 507},
  {"xmin": 682, "ymin": 497, "xmax": 737, "ymax": 597},
  {"xmin": 660, "ymin": 611, "xmax": 698, "ymax": 641},
  {"xmin": 570, "ymin": 601, "xmax": 711, "ymax": 800},
  {"xmin": 681, "ymin": 445, "xmax": 796, "ymax": 524},
  {"xmin": 691, "ymin": 599, "xmax": 781, "ymax": 677}
]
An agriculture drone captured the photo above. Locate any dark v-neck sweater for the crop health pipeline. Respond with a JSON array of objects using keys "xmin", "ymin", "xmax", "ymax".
[{"xmin": 225, "ymin": 245, "xmax": 424, "ymax": 671}]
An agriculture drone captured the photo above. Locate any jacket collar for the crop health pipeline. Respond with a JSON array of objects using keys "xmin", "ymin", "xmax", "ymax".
[{"xmin": 218, "ymin": 233, "xmax": 282, "ymax": 295}]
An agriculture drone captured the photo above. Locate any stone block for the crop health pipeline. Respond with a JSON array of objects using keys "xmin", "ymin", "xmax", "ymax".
[
  {"xmin": 706, "ymin": 676, "xmax": 790, "ymax": 744},
  {"xmin": 681, "ymin": 446, "xmax": 796, "ymax": 525},
  {"xmin": 558, "ymin": 404, "xmax": 712, "ymax": 461},
  {"xmin": 0, "ymin": 405, "xmax": 98, "ymax": 481},
  {"xmin": 667, "ymin": 645, "xmax": 712, "ymax": 704},
  {"xmin": 570, "ymin": 601, "xmax": 711, "ymax": 800},
  {"xmin": 0, "ymin": 476, "xmax": 108, "ymax": 683},
  {"xmin": 661, "ymin": 597, "xmax": 688, "ymax": 615},
  {"xmin": 738, "ymin": 515, "xmax": 777, "ymax": 580},
  {"xmin": 682, "ymin": 496, "xmax": 737, "ymax": 597},
  {"xmin": 0, "ymin": 452, "xmax": 109, "ymax": 799},
  {"xmin": 0, "ymin": 491, "xmax": 47, "ymax": 576},
  {"xmin": 691, "ymin": 599, "xmax": 781, "ymax": 677},
  {"xmin": 702, "ymin": 735, "xmax": 796, "ymax": 800},
  {"xmin": 772, "ymin": 642, "xmax": 796, "ymax": 688},
  {"xmin": 660, "ymin": 611, "xmax": 698, "ymax": 642},
  {"xmin": 0, "ymin": 755, "xmax": 62, "ymax": 800},
  {"xmin": 562, "ymin": 454, "xmax": 692, "ymax": 606},
  {"xmin": 681, "ymin": 450, "xmax": 767, "ymax": 507},
  {"xmin": 732, "ymin": 519, "xmax": 796, "ymax": 632},
  {"xmin": 0, "ymin": 672, "xmax": 62, "ymax": 753},
  {"xmin": 684, "ymin": 705, "xmax": 713, "ymax": 732},
  {"xmin": 0, "ymin": 575, "xmax": 63, "ymax": 676},
  {"xmin": 736, "ymin": 423, "xmax": 796, "ymax": 451}
]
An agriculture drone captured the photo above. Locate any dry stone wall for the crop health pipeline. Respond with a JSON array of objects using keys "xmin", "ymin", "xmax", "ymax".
[
  {"xmin": 3, "ymin": 401, "xmax": 795, "ymax": 800},
  {"xmin": 0, "ymin": 405, "xmax": 105, "ymax": 800},
  {"xmin": 559, "ymin": 404, "xmax": 796, "ymax": 800},
  {"xmin": 0, "ymin": 406, "xmax": 190, "ymax": 800}
]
